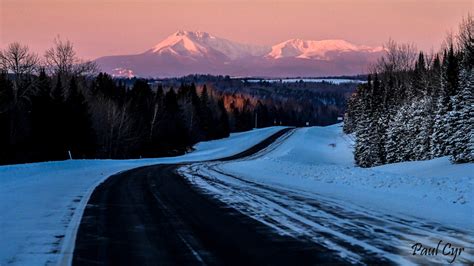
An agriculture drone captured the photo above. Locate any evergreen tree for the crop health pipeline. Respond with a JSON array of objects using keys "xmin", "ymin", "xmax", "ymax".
[
  {"xmin": 92, "ymin": 73, "xmax": 118, "ymax": 99},
  {"xmin": 451, "ymin": 27, "xmax": 474, "ymax": 163},
  {"xmin": 215, "ymin": 99, "xmax": 230, "ymax": 138},
  {"xmin": 443, "ymin": 45, "xmax": 460, "ymax": 98},
  {"xmin": 385, "ymin": 105, "xmax": 410, "ymax": 163},
  {"xmin": 0, "ymin": 72, "xmax": 13, "ymax": 163},
  {"xmin": 412, "ymin": 52, "xmax": 427, "ymax": 97},
  {"xmin": 129, "ymin": 79, "xmax": 154, "ymax": 155},
  {"xmin": 431, "ymin": 50, "xmax": 452, "ymax": 157},
  {"xmin": 199, "ymin": 85, "xmax": 213, "ymax": 139},
  {"xmin": 158, "ymin": 88, "xmax": 187, "ymax": 154},
  {"xmin": 65, "ymin": 76, "xmax": 94, "ymax": 158},
  {"xmin": 177, "ymin": 83, "xmax": 202, "ymax": 143},
  {"xmin": 49, "ymin": 75, "xmax": 69, "ymax": 159},
  {"xmin": 31, "ymin": 69, "xmax": 55, "ymax": 160}
]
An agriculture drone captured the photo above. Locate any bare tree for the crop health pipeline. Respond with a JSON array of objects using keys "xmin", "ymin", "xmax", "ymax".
[
  {"xmin": 456, "ymin": 14, "xmax": 473, "ymax": 60},
  {"xmin": 90, "ymin": 97, "xmax": 135, "ymax": 158},
  {"xmin": 44, "ymin": 37, "xmax": 98, "ymax": 77},
  {"xmin": 0, "ymin": 42, "xmax": 39, "ymax": 103},
  {"xmin": 372, "ymin": 39, "xmax": 417, "ymax": 74},
  {"xmin": 149, "ymin": 100, "xmax": 161, "ymax": 139}
]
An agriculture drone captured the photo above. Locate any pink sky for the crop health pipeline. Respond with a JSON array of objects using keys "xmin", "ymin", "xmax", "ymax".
[{"xmin": 1, "ymin": 0, "xmax": 472, "ymax": 59}]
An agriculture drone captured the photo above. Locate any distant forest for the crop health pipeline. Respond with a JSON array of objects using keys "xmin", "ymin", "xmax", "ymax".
[
  {"xmin": 344, "ymin": 16, "xmax": 473, "ymax": 167},
  {"xmin": 0, "ymin": 39, "xmax": 357, "ymax": 165}
]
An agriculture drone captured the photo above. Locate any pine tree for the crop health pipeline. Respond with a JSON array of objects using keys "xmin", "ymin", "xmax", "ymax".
[
  {"xmin": 354, "ymin": 81, "xmax": 384, "ymax": 167},
  {"xmin": 199, "ymin": 85, "xmax": 213, "ymax": 139},
  {"xmin": 450, "ymin": 15, "xmax": 473, "ymax": 163},
  {"xmin": 444, "ymin": 45, "xmax": 460, "ymax": 98},
  {"xmin": 444, "ymin": 46, "xmax": 463, "ymax": 156},
  {"xmin": 176, "ymin": 83, "xmax": 203, "ymax": 144},
  {"xmin": 49, "ymin": 75, "xmax": 69, "ymax": 159},
  {"xmin": 431, "ymin": 50, "xmax": 452, "ymax": 157},
  {"xmin": 385, "ymin": 106, "xmax": 410, "ymax": 163},
  {"xmin": 451, "ymin": 39, "xmax": 474, "ymax": 163},
  {"xmin": 159, "ymin": 88, "xmax": 187, "ymax": 154},
  {"xmin": 92, "ymin": 73, "xmax": 118, "ymax": 99},
  {"xmin": 52, "ymin": 75, "xmax": 64, "ymax": 103},
  {"xmin": 429, "ymin": 54, "xmax": 442, "ymax": 98},
  {"xmin": 0, "ymin": 72, "xmax": 13, "ymax": 163},
  {"xmin": 30, "ymin": 69, "xmax": 55, "ymax": 160},
  {"xmin": 344, "ymin": 90, "xmax": 363, "ymax": 134},
  {"xmin": 255, "ymin": 100, "xmax": 270, "ymax": 128},
  {"xmin": 129, "ymin": 79, "xmax": 153, "ymax": 155},
  {"xmin": 65, "ymin": 76, "xmax": 94, "ymax": 158},
  {"xmin": 215, "ymin": 99, "xmax": 230, "ymax": 138},
  {"xmin": 412, "ymin": 52, "xmax": 427, "ymax": 98},
  {"xmin": 405, "ymin": 100, "xmax": 430, "ymax": 160}
]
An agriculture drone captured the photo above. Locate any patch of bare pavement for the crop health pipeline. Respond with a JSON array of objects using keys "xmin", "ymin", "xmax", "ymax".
[{"xmin": 72, "ymin": 129, "xmax": 354, "ymax": 265}]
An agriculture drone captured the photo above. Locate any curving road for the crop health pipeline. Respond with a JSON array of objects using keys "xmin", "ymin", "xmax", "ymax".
[{"xmin": 72, "ymin": 129, "xmax": 346, "ymax": 265}]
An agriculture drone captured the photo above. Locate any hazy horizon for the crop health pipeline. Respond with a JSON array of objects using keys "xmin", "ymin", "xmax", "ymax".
[{"xmin": 1, "ymin": 0, "xmax": 472, "ymax": 59}]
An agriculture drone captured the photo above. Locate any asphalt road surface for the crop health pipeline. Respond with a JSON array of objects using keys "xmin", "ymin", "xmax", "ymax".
[{"xmin": 72, "ymin": 129, "xmax": 346, "ymax": 265}]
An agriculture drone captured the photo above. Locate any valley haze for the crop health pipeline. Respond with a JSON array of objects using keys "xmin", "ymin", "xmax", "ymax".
[{"xmin": 95, "ymin": 30, "xmax": 384, "ymax": 78}]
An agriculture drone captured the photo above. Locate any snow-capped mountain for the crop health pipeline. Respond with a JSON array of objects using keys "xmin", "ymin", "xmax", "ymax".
[
  {"xmin": 95, "ymin": 31, "xmax": 384, "ymax": 78},
  {"xmin": 267, "ymin": 39, "xmax": 383, "ymax": 60},
  {"xmin": 147, "ymin": 30, "xmax": 269, "ymax": 60}
]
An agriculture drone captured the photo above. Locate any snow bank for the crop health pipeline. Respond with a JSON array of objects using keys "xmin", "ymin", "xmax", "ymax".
[
  {"xmin": 220, "ymin": 124, "xmax": 474, "ymax": 230},
  {"xmin": 0, "ymin": 126, "xmax": 285, "ymax": 266}
]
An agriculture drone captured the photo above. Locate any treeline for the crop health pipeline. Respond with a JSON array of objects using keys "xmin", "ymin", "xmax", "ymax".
[
  {"xmin": 344, "ymin": 16, "xmax": 473, "ymax": 167},
  {"xmin": 204, "ymin": 76, "xmax": 356, "ymax": 126},
  {"xmin": 119, "ymin": 74, "xmax": 355, "ymax": 128},
  {"xmin": 0, "ymin": 69, "xmax": 231, "ymax": 164},
  {"xmin": 0, "ymin": 39, "xmax": 231, "ymax": 164},
  {"xmin": 219, "ymin": 90, "xmax": 345, "ymax": 129}
]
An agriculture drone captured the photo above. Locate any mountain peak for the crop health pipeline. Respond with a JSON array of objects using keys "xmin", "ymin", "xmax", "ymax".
[
  {"xmin": 268, "ymin": 39, "xmax": 370, "ymax": 59},
  {"xmin": 150, "ymin": 30, "xmax": 209, "ymax": 56},
  {"xmin": 96, "ymin": 31, "xmax": 384, "ymax": 78},
  {"xmin": 150, "ymin": 30, "xmax": 268, "ymax": 60},
  {"xmin": 173, "ymin": 30, "xmax": 213, "ymax": 39},
  {"xmin": 174, "ymin": 29, "xmax": 189, "ymax": 36}
]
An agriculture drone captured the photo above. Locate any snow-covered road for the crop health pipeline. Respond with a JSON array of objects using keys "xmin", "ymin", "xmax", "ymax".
[
  {"xmin": 0, "ymin": 127, "xmax": 286, "ymax": 266},
  {"xmin": 179, "ymin": 126, "xmax": 474, "ymax": 265}
]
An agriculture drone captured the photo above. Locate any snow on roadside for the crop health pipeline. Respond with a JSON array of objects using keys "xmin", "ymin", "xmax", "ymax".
[
  {"xmin": 178, "ymin": 124, "xmax": 473, "ymax": 264},
  {"xmin": 0, "ymin": 126, "xmax": 285, "ymax": 266},
  {"xmin": 218, "ymin": 124, "xmax": 474, "ymax": 230}
]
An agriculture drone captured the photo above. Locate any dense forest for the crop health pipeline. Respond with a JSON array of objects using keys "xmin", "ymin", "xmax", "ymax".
[
  {"xmin": 344, "ymin": 16, "xmax": 473, "ymax": 167},
  {"xmin": 0, "ymin": 40, "xmax": 356, "ymax": 165},
  {"xmin": 153, "ymin": 75, "xmax": 356, "ymax": 126}
]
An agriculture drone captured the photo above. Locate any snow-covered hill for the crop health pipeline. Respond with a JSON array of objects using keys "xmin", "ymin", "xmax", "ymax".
[
  {"xmin": 215, "ymin": 124, "xmax": 473, "ymax": 230},
  {"xmin": 95, "ymin": 31, "xmax": 383, "ymax": 78}
]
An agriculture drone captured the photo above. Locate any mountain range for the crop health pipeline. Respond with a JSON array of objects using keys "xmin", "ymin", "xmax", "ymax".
[{"xmin": 95, "ymin": 30, "xmax": 384, "ymax": 78}]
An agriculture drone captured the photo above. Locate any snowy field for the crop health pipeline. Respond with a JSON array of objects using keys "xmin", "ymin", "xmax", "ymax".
[
  {"xmin": 0, "ymin": 126, "xmax": 285, "ymax": 266},
  {"xmin": 245, "ymin": 78, "xmax": 366, "ymax": 84},
  {"xmin": 179, "ymin": 124, "xmax": 474, "ymax": 264}
]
